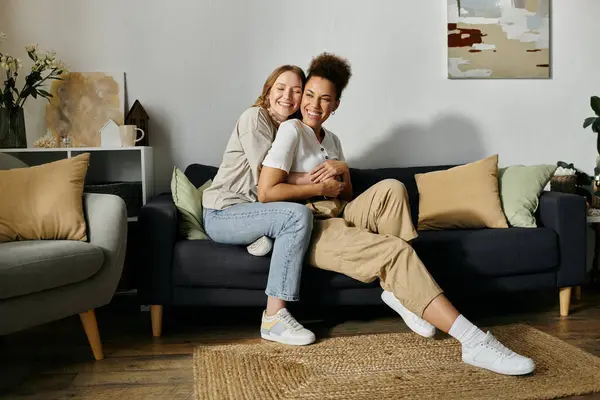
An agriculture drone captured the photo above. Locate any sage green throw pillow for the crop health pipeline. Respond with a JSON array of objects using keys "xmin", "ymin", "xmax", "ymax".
[
  {"xmin": 171, "ymin": 166, "xmax": 212, "ymax": 240},
  {"xmin": 498, "ymin": 164, "xmax": 557, "ymax": 228}
]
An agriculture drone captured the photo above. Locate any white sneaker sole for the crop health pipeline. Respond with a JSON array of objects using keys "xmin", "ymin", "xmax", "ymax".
[
  {"xmin": 381, "ymin": 292, "xmax": 436, "ymax": 338},
  {"xmin": 261, "ymin": 332, "xmax": 315, "ymax": 346},
  {"xmin": 247, "ymin": 236, "xmax": 273, "ymax": 257},
  {"xmin": 463, "ymin": 357, "xmax": 535, "ymax": 376}
]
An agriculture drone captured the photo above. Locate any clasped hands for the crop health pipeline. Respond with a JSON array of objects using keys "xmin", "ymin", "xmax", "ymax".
[{"xmin": 287, "ymin": 160, "xmax": 348, "ymax": 198}]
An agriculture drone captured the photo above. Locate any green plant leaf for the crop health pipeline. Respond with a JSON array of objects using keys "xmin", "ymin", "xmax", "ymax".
[
  {"xmin": 592, "ymin": 96, "xmax": 600, "ymax": 117},
  {"xmin": 31, "ymin": 90, "xmax": 37, "ymax": 99},
  {"xmin": 594, "ymin": 118, "xmax": 600, "ymax": 134},
  {"xmin": 27, "ymin": 52, "xmax": 35, "ymax": 61},
  {"xmin": 37, "ymin": 89, "xmax": 52, "ymax": 99},
  {"xmin": 25, "ymin": 71, "xmax": 42, "ymax": 86},
  {"xmin": 584, "ymin": 117, "xmax": 597, "ymax": 129}
]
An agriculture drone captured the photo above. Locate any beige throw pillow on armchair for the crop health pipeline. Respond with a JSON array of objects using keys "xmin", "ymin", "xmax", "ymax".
[
  {"xmin": 0, "ymin": 153, "xmax": 90, "ymax": 242},
  {"xmin": 415, "ymin": 154, "xmax": 508, "ymax": 230}
]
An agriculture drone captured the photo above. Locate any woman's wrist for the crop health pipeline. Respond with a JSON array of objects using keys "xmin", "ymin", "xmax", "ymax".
[{"xmin": 315, "ymin": 182, "xmax": 325, "ymax": 197}]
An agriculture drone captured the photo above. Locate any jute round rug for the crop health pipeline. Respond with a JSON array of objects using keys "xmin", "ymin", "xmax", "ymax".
[{"xmin": 193, "ymin": 324, "xmax": 600, "ymax": 399}]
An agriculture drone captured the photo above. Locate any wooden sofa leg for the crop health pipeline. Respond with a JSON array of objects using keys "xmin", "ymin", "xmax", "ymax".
[
  {"xmin": 559, "ymin": 287, "xmax": 572, "ymax": 317},
  {"xmin": 151, "ymin": 305, "xmax": 163, "ymax": 337},
  {"xmin": 79, "ymin": 309, "xmax": 104, "ymax": 360}
]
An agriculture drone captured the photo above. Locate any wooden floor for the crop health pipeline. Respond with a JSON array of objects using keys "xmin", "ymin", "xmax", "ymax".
[{"xmin": 1, "ymin": 288, "xmax": 600, "ymax": 400}]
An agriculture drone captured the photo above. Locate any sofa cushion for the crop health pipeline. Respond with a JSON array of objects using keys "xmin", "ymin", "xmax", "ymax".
[
  {"xmin": 172, "ymin": 240, "xmax": 379, "ymax": 290},
  {"xmin": 349, "ymin": 165, "xmax": 453, "ymax": 227},
  {"xmin": 0, "ymin": 153, "xmax": 90, "ymax": 243},
  {"xmin": 0, "ymin": 240, "xmax": 104, "ymax": 299},
  {"xmin": 173, "ymin": 240, "xmax": 270, "ymax": 289},
  {"xmin": 498, "ymin": 164, "xmax": 557, "ymax": 228},
  {"xmin": 412, "ymin": 228, "xmax": 558, "ymax": 279},
  {"xmin": 171, "ymin": 166, "xmax": 212, "ymax": 240},
  {"xmin": 414, "ymin": 154, "xmax": 509, "ymax": 230}
]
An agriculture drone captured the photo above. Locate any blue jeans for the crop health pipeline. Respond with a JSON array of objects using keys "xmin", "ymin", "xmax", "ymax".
[{"xmin": 203, "ymin": 202, "xmax": 313, "ymax": 302}]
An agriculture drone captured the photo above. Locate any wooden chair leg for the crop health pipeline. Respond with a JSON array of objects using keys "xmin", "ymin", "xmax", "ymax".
[
  {"xmin": 559, "ymin": 287, "xmax": 572, "ymax": 317},
  {"xmin": 79, "ymin": 309, "xmax": 104, "ymax": 360},
  {"xmin": 574, "ymin": 286, "xmax": 582, "ymax": 301},
  {"xmin": 151, "ymin": 305, "xmax": 163, "ymax": 337}
]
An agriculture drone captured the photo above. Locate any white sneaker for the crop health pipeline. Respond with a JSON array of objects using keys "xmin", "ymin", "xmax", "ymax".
[
  {"xmin": 260, "ymin": 308, "xmax": 316, "ymax": 346},
  {"xmin": 462, "ymin": 331, "xmax": 535, "ymax": 375},
  {"xmin": 247, "ymin": 236, "xmax": 273, "ymax": 256},
  {"xmin": 381, "ymin": 290, "xmax": 436, "ymax": 338}
]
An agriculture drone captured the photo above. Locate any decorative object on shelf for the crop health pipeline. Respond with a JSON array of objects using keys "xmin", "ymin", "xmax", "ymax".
[
  {"xmin": 589, "ymin": 208, "xmax": 600, "ymax": 217},
  {"xmin": 99, "ymin": 119, "xmax": 121, "ymax": 148},
  {"xmin": 0, "ymin": 32, "xmax": 68, "ymax": 148},
  {"xmin": 552, "ymin": 161, "xmax": 593, "ymax": 206},
  {"xmin": 551, "ymin": 163, "xmax": 578, "ymax": 194},
  {"xmin": 119, "ymin": 125, "xmax": 145, "ymax": 147},
  {"xmin": 46, "ymin": 72, "xmax": 125, "ymax": 147},
  {"xmin": 33, "ymin": 132, "xmax": 57, "ymax": 148},
  {"xmin": 125, "ymin": 100, "xmax": 149, "ymax": 146},
  {"xmin": 60, "ymin": 135, "xmax": 73, "ymax": 148},
  {"xmin": 448, "ymin": 0, "xmax": 550, "ymax": 79}
]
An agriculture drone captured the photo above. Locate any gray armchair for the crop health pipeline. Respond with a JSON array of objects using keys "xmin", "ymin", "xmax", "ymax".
[{"xmin": 0, "ymin": 190, "xmax": 127, "ymax": 360}]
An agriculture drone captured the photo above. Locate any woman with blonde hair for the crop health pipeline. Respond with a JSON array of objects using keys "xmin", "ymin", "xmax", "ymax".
[{"xmin": 203, "ymin": 65, "xmax": 331, "ymax": 346}]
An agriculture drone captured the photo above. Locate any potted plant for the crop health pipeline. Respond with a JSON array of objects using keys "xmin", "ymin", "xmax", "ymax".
[
  {"xmin": 584, "ymin": 96, "xmax": 600, "ymax": 169},
  {"xmin": 0, "ymin": 31, "xmax": 68, "ymax": 148},
  {"xmin": 583, "ymin": 96, "xmax": 600, "ymax": 205}
]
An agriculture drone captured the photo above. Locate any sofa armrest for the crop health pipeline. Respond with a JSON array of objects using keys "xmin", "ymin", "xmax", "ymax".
[
  {"xmin": 537, "ymin": 191, "xmax": 587, "ymax": 287},
  {"xmin": 137, "ymin": 193, "xmax": 178, "ymax": 305},
  {"xmin": 83, "ymin": 193, "xmax": 128, "ymax": 304}
]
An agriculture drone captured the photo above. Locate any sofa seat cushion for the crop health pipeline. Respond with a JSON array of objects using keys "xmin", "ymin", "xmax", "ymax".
[
  {"xmin": 173, "ymin": 240, "xmax": 271, "ymax": 289},
  {"xmin": 173, "ymin": 240, "xmax": 380, "ymax": 290},
  {"xmin": 413, "ymin": 228, "xmax": 558, "ymax": 279},
  {"xmin": 0, "ymin": 241, "xmax": 104, "ymax": 300}
]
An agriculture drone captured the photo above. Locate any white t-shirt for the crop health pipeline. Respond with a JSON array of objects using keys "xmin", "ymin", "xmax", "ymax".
[{"xmin": 262, "ymin": 120, "xmax": 345, "ymax": 173}]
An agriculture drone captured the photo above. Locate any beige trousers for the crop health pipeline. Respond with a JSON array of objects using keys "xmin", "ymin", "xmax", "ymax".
[{"xmin": 307, "ymin": 179, "xmax": 443, "ymax": 317}]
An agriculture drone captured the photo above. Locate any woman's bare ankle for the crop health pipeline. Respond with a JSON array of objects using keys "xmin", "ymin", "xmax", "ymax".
[{"xmin": 265, "ymin": 296, "xmax": 286, "ymax": 317}]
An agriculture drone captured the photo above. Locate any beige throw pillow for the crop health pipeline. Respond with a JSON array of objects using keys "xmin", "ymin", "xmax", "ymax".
[
  {"xmin": 415, "ymin": 154, "xmax": 508, "ymax": 230},
  {"xmin": 0, "ymin": 153, "xmax": 90, "ymax": 242}
]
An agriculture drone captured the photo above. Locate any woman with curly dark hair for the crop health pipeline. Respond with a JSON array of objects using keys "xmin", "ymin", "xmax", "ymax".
[{"xmin": 258, "ymin": 52, "xmax": 535, "ymax": 376}]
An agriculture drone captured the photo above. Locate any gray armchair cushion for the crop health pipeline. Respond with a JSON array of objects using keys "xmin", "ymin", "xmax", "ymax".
[
  {"xmin": 0, "ymin": 153, "xmax": 28, "ymax": 170},
  {"xmin": 0, "ymin": 241, "xmax": 104, "ymax": 300}
]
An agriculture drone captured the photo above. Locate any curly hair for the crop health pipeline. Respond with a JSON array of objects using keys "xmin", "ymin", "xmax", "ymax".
[
  {"xmin": 252, "ymin": 65, "xmax": 306, "ymax": 110},
  {"xmin": 306, "ymin": 52, "xmax": 352, "ymax": 99}
]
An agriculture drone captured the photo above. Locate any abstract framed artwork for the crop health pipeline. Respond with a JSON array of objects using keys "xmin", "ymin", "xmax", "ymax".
[
  {"xmin": 448, "ymin": 0, "xmax": 550, "ymax": 79},
  {"xmin": 46, "ymin": 72, "xmax": 125, "ymax": 147}
]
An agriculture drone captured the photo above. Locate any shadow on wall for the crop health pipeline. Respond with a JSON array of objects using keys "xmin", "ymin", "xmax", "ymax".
[
  {"xmin": 146, "ymin": 106, "xmax": 175, "ymax": 195},
  {"xmin": 350, "ymin": 114, "xmax": 487, "ymax": 169}
]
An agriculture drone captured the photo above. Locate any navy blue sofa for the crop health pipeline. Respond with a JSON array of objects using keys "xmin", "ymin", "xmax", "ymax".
[{"xmin": 138, "ymin": 163, "xmax": 587, "ymax": 336}]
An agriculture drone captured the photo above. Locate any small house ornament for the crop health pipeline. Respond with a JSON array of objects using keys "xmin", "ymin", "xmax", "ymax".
[
  {"xmin": 99, "ymin": 119, "xmax": 121, "ymax": 147},
  {"xmin": 125, "ymin": 100, "xmax": 149, "ymax": 146}
]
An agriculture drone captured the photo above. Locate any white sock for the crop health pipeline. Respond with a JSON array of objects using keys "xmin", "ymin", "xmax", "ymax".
[{"xmin": 448, "ymin": 314, "xmax": 487, "ymax": 348}]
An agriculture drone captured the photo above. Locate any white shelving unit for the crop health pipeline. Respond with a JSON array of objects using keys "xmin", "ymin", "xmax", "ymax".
[{"xmin": 0, "ymin": 146, "xmax": 154, "ymax": 222}]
